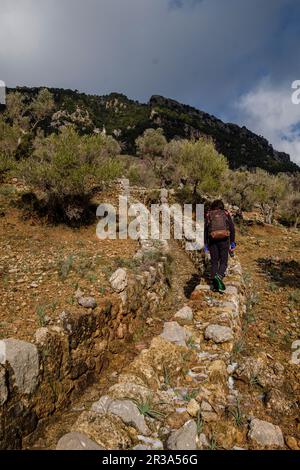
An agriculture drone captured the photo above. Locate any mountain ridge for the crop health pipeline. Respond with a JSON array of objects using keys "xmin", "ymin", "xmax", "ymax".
[{"xmin": 4, "ymin": 86, "xmax": 299, "ymax": 173}]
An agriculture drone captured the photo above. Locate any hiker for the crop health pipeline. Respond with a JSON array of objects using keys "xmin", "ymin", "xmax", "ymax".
[{"xmin": 204, "ymin": 200, "xmax": 236, "ymax": 292}]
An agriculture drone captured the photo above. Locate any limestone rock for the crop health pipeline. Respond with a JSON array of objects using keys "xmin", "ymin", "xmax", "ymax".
[
  {"xmin": 248, "ymin": 418, "xmax": 284, "ymax": 448},
  {"xmin": 109, "ymin": 382, "xmax": 152, "ymax": 403},
  {"xmin": 208, "ymin": 360, "xmax": 228, "ymax": 384},
  {"xmin": 285, "ymin": 436, "xmax": 300, "ymax": 450},
  {"xmin": 200, "ymin": 401, "xmax": 218, "ymax": 422},
  {"xmin": 78, "ymin": 297, "xmax": 97, "ymax": 309},
  {"xmin": 198, "ymin": 433, "xmax": 210, "ymax": 449},
  {"xmin": 0, "ymin": 339, "xmax": 39, "ymax": 394},
  {"xmin": 110, "ymin": 269, "xmax": 127, "ymax": 293},
  {"xmin": 225, "ymin": 286, "xmax": 238, "ymax": 296},
  {"xmin": 91, "ymin": 396, "xmax": 150, "ymax": 435},
  {"xmin": 205, "ymin": 324, "xmax": 234, "ymax": 344},
  {"xmin": 56, "ymin": 432, "xmax": 104, "ymax": 450},
  {"xmin": 174, "ymin": 306, "xmax": 193, "ymax": 321},
  {"xmin": 167, "ymin": 411, "xmax": 190, "ymax": 429},
  {"xmin": 74, "ymin": 411, "xmax": 132, "ymax": 450},
  {"xmin": 34, "ymin": 327, "xmax": 49, "ymax": 345},
  {"xmin": 136, "ymin": 436, "xmax": 163, "ymax": 450},
  {"xmin": 186, "ymin": 399, "xmax": 200, "ymax": 417},
  {"xmin": 160, "ymin": 322, "xmax": 191, "ymax": 347},
  {"xmin": 167, "ymin": 420, "xmax": 197, "ymax": 450}
]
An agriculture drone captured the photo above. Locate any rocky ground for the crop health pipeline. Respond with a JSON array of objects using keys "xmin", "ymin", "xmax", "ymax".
[
  {"xmin": 0, "ymin": 184, "xmax": 137, "ymax": 341},
  {"xmin": 1, "ymin": 182, "xmax": 299, "ymax": 450},
  {"xmin": 235, "ymin": 223, "xmax": 300, "ymax": 449},
  {"xmin": 31, "ymin": 223, "xmax": 300, "ymax": 451}
]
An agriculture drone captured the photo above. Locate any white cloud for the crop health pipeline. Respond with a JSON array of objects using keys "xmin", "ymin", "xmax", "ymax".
[{"xmin": 235, "ymin": 78, "xmax": 300, "ymax": 164}]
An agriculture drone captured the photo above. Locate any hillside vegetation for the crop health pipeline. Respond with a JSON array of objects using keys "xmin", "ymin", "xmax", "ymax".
[{"xmin": 2, "ymin": 86, "xmax": 299, "ymax": 174}]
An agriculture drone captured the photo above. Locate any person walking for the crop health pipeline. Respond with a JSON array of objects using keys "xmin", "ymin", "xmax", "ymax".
[{"xmin": 204, "ymin": 200, "xmax": 236, "ymax": 292}]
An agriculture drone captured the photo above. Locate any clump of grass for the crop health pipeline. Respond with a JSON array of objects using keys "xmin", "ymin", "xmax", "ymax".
[
  {"xmin": 114, "ymin": 257, "xmax": 141, "ymax": 270},
  {"xmin": 288, "ymin": 289, "xmax": 300, "ymax": 308},
  {"xmin": 239, "ymin": 224, "xmax": 249, "ymax": 236},
  {"xmin": 208, "ymin": 432, "xmax": 218, "ymax": 450},
  {"xmin": 131, "ymin": 396, "xmax": 165, "ymax": 420},
  {"xmin": 182, "ymin": 389, "xmax": 198, "ymax": 402},
  {"xmin": 162, "ymin": 253, "xmax": 173, "ymax": 287},
  {"xmin": 250, "ymin": 374, "xmax": 262, "ymax": 388},
  {"xmin": 36, "ymin": 305, "xmax": 47, "ymax": 327},
  {"xmin": 242, "ymin": 270, "xmax": 252, "ymax": 285},
  {"xmin": 245, "ymin": 311, "xmax": 256, "ymax": 324},
  {"xmin": 196, "ymin": 411, "xmax": 204, "ymax": 435},
  {"xmin": 187, "ymin": 336, "xmax": 198, "ymax": 350},
  {"xmin": 244, "ymin": 291, "xmax": 260, "ymax": 325},
  {"xmin": 267, "ymin": 326, "xmax": 277, "ymax": 341},
  {"xmin": 269, "ymin": 282, "xmax": 278, "ymax": 292},
  {"xmin": 86, "ymin": 274, "xmax": 97, "ymax": 283},
  {"xmin": 282, "ymin": 332, "xmax": 292, "ymax": 346},
  {"xmin": 132, "ymin": 324, "xmax": 146, "ymax": 343},
  {"xmin": 162, "ymin": 364, "xmax": 172, "ymax": 389},
  {"xmin": 59, "ymin": 255, "xmax": 74, "ymax": 280},
  {"xmin": 227, "ymin": 399, "xmax": 244, "ymax": 427},
  {"xmin": 233, "ymin": 340, "xmax": 245, "ymax": 355}
]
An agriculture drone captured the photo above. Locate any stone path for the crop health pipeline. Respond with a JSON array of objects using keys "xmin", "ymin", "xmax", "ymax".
[{"xmin": 53, "ymin": 255, "xmax": 255, "ymax": 450}]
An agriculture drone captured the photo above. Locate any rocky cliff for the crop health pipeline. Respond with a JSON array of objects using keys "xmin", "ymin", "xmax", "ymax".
[{"xmin": 5, "ymin": 87, "xmax": 299, "ymax": 174}]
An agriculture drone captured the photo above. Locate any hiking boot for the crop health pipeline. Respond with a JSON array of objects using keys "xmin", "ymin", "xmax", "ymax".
[
  {"xmin": 216, "ymin": 274, "xmax": 226, "ymax": 292},
  {"xmin": 213, "ymin": 274, "xmax": 226, "ymax": 293},
  {"xmin": 211, "ymin": 278, "xmax": 219, "ymax": 292}
]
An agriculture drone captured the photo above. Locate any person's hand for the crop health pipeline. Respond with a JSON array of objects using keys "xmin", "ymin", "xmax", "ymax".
[{"xmin": 230, "ymin": 242, "xmax": 236, "ymax": 250}]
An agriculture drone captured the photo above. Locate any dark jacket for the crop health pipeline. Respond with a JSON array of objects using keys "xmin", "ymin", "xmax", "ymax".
[{"xmin": 204, "ymin": 209, "xmax": 235, "ymax": 246}]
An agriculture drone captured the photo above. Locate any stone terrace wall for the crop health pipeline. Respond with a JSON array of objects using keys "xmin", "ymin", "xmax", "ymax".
[{"xmin": 0, "ymin": 199, "xmax": 171, "ymax": 450}]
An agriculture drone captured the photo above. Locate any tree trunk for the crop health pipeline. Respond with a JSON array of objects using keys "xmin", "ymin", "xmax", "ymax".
[{"xmin": 193, "ymin": 180, "xmax": 199, "ymax": 195}]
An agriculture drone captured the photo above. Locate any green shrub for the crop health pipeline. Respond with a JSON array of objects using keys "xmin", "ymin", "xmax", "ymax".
[
  {"xmin": 174, "ymin": 137, "xmax": 228, "ymax": 194},
  {"xmin": 17, "ymin": 127, "xmax": 122, "ymax": 223}
]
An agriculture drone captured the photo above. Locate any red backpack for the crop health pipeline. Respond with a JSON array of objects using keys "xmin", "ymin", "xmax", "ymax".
[{"xmin": 207, "ymin": 209, "xmax": 230, "ymax": 240}]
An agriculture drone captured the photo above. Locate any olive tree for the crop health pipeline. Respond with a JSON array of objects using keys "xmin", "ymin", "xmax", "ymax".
[
  {"xmin": 135, "ymin": 128, "xmax": 167, "ymax": 169},
  {"xmin": 0, "ymin": 118, "xmax": 20, "ymax": 180},
  {"xmin": 176, "ymin": 137, "xmax": 228, "ymax": 195},
  {"xmin": 17, "ymin": 126, "xmax": 122, "ymax": 223},
  {"xmin": 279, "ymin": 192, "xmax": 300, "ymax": 228},
  {"xmin": 4, "ymin": 89, "xmax": 55, "ymax": 153}
]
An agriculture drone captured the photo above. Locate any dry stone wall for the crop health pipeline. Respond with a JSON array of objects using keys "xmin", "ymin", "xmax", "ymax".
[{"xmin": 0, "ymin": 183, "xmax": 171, "ymax": 450}]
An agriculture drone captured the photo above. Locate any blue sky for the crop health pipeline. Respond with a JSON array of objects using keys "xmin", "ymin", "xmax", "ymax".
[{"xmin": 1, "ymin": 0, "xmax": 300, "ymax": 162}]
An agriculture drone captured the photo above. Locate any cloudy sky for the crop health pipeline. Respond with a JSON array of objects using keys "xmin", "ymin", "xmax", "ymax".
[{"xmin": 1, "ymin": 0, "xmax": 300, "ymax": 162}]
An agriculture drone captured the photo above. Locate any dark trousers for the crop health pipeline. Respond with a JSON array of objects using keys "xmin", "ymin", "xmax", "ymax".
[{"xmin": 209, "ymin": 239, "xmax": 230, "ymax": 279}]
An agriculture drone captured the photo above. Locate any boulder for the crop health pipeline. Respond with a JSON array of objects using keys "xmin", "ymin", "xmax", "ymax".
[
  {"xmin": 205, "ymin": 325, "xmax": 234, "ymax": 344},
  {"xmin": 110, "ymin": 269, "xmax": 127, "ymax": 293},
  {"xmin": 167, "ymin": 420, "xmax": 197, "ymax": 450},
  {"xmin": 78, "ymin": 297, "xmax": 97, "ymax": 309},
  {"xmin": 174, "ymin": 306, "xmax": 193, "ymax": 321},
  {"xmin": 248, "ymin": 418, "xmax": 284, "ymax": 448},
  {"xmin": 56, "ymin": 432, "xmax": 104, "ymax": 450},
  {"xmin": 225, "ymin": 286, "xmax": 238, "ymax": 296},
  {"xmin": 160, "ymin": 322, "xmax": 191, "ymax": 347},
  {"xmin": 136, "ymin": 436, "xmax": 163, "ymax": 450},
  {"xmin": 186, "ymin": 399, "xmax": 200, "ymax": 417},
  {"xmin": 91, "ymin": 396, "xmax": 150, "ymax": 435},
  {"xmin": 74, "ymin": 411, "xmax": 132, "ymax": 450},
  {"xmin": 0, "ymin": 339, "xmax": 39, "ymax": 394}
]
